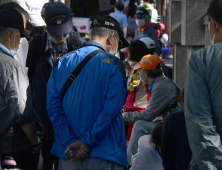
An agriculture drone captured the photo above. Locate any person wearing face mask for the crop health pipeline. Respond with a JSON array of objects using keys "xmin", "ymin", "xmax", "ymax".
[
  {"xmin": 122, "ymin": 54, "xmax": 180, "ymax": 166},
  {"xmin": 134, "ymin": 7, "xmax": 161, "ymax": 55},
  {"xmin": 185, "ymin": 0, "xmax": 222, "ymax": 169},
  {"xmin": 0, "ymin": 9, "xmax": 42, "ymax": 170},
  {"xmin": 46, "ymin": 15, "xmax": 130, "ymax": 169},
  {"xmin": 26, "ymin": 2, "xmax": 85, "ymax": 170},
  {"xmin": 0, "ymin": 0, "xmax": 46, "ymax": 70}
]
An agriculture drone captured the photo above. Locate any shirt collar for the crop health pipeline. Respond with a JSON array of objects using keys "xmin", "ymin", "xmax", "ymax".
[
  {"xmin": 138, "ymin": 23, "xmax": 149, "ymax": 31},
  {"xmin": 0, "ymin": 43, "xmax": 11, "ymax": 55},
  {"xmin": 148, "ymin": 78, "xmax": 156, "ymax": 91},
  {"xmin": 81, "ymin": 41, "xmax": 107, "ymax": 52},
  {"xmin": 45, "ymin": 34, "xmax": 68, "ymax": 52}
]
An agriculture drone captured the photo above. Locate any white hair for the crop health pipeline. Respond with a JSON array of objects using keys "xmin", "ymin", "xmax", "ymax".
[
  {"xmin": 0, "ymin": 27, "xmax": 19, "ymax": 40},
  {"xmin": 90, "ymin": 27, "xmax": 119, "ymax": 40}
]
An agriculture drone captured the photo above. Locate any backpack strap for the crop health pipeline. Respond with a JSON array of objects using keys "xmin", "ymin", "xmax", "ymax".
[
  {"xmin": 61, "ymin": 49, "xmax": 103, "ymax": 102},
  {"xmin": 32, "ymin": 34, "xmax": 45, "ymax": 58},
  {"xmin": 69, "ymin": 31, "xmax": 80, "ymax": 51},
  {"xmin": 27, "ymin": 34, "xmax": 45, "ymax": 83}
]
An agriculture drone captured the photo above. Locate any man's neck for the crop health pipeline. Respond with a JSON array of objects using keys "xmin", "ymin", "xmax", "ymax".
[
  {"xmin": 146, "ymin": 77, "xmax": 155, "ymax": 85},
  {"xmin": 92, "ymin": 37, "xmax": 108, "ymax": 51},
  {"xmin": 52, "ymin": 42, "xmax": 60, "ymax": 50}
]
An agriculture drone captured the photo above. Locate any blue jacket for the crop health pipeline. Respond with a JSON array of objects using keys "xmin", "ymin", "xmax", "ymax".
[{"xmin": 47, "ymin": 41, "xmax": 127, "ymax": 167}]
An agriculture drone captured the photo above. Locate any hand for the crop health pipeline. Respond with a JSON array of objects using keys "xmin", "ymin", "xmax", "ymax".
[
  {"xmin": 124, "ymin": 60, "xmax": 133, "ymax": 72},
  {"xmin": 65, "ymin": 140, "xmax": 90, "ymax": 162}
]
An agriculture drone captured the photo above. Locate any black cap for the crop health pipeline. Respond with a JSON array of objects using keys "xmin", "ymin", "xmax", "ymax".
[
  {"xmin": 44, "ymin": 2, "xmax": 73, "ymax": 36},
  {"xmin": 0, "ymin": 8, "xmax": 29, "ymax": 39},
  {"xmin": 135, "ymin": 7, "xmax": 149, "ymax": 18},
  {"xmin": 90, "ymin": 15, "xmax": 130, "ymax": 50}
]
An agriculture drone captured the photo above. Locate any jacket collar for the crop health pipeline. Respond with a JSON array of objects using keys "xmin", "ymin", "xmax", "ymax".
[
  {"xmin": 0, "ymin": 46, "xmax": 14, "ymax": 59},
  {"xmin": 81, "ymin": 41, "xmax": 107, "ymax": 52},
  {"xmin": 116, "ymin": 10, "xmax": 122, "ymax": 13}
]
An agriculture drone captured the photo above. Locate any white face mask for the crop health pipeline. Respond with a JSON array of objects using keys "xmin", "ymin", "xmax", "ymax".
[
  {"xmin": 140, "ymin": 71, "xmax": 147, "ymax": 84},
  {"xmin": 109, "ymin": 34, "xmax": 118, "ymax": 56},
  {"xmin": 208, "ymin": 20, "xmax": 218, "ymax": 45},
  {"xmin": 136, "ymin": 19, "xmax": 146, "ymax": 27},
  {"xmin": 9, "ymin": 32, "xmax": 17, "ymax": 56}
]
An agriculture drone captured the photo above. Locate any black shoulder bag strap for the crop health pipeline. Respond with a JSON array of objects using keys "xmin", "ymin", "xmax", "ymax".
[
  {"xmin": 61, "ymin": 49, "xmax": 103, "ymax": 102},
  {"xmin": 32, "ymin": 34, "xmax": 45, "ymax": 58}
]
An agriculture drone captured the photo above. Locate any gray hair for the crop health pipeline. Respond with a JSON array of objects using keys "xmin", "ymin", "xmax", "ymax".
[
  {"xmin": 0, "ymin": 27, "xmax": 19, "ymax": 40},
  {"xmin": 90, "ymin": 27, "xmax": 119, "ymax": 40}
]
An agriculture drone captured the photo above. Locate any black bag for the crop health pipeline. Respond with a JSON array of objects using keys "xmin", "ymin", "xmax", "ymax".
[{"xmin": 61, "ymin": 49, "xmax": 103, "ymax": 102}]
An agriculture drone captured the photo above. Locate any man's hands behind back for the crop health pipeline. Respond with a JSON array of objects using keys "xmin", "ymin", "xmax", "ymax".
[{"xmin": 65, "ymin": 140, "xmax": 90, "ymax": 162}]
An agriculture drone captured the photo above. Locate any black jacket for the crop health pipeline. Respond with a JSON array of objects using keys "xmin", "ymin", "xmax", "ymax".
[
  {"xmin": 162, "ymin": 110, "xmax": 192, "ymax": 170},
  {"xmin": 26, "ymin": 32, "xmax": 84, "ymax": 140}
]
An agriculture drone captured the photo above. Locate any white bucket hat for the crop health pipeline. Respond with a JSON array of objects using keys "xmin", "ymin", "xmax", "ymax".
[{"xmin": 12, "ymin": 0, "xmax": 46, "ymax": 27}]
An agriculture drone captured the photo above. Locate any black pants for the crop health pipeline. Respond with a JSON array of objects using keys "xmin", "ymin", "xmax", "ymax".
[
  {"xmin": 1, "ymin": 150, "xmax": 40, "ymax": 170},
  {"xmin": 42, "ymin": 139, "xmax": 59, "ymax": 170}
]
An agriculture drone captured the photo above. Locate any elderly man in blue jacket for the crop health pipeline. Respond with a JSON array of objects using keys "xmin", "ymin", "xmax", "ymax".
[{"xmin": 47, "ymin": 15, "xmax": 130, "ymax": 170}]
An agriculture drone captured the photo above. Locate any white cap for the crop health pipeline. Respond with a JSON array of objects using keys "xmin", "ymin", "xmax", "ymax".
[
  {"xmin": 12, "ymin": 0, "xmax": 46, "ymax": 27},
  {"xmin": 140, "ymin": 37, "xmax": 155, "ymax": 49}
]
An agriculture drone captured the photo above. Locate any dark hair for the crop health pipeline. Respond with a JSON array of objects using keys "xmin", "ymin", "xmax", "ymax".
[
  {"xmin": 207, "ymin": 0, "xmax": 222, "ymax": 26},
  {"xmin": 0, "ymin": 2, "xmax": 29, "ymax": 20},
  {"xmin": 116, "ymin": 2, "xmax": 124, "ymax": 11},
  {"xmin": 43, "ymin": 2, "xmax": 49, "ymax": 9},
  {"xmin": 144, "ymin": 64, "xmax": 163, "ymax": 78},
  {"xmin": 147, "ymin": 48, "xmax": 155, "ymax": 55},
  {"xmin": 129, "ymin": 40, "xmax": 149, "ymax": 62},
  {"xmin": 150, "ymin": 122, "xmax": 162, "ymax": 147}
]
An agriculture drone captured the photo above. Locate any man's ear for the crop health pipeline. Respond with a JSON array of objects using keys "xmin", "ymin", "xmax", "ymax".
[
  {"xmin": 144, "ymin": 70, "xmax": 148, "ymax": 78},
  {"xmin": 108, "ymin": 33, "xmax": 115, "ymax": 44},
  {"xmin": 43, "ymin": 26, "xmax": 48, "ymax": 33},
  {"xmin": 106, "ymin": 34, "xmax": 112, "ymax": 45},
  {"xmin": 6, "ymin": 30, "xmax": 13, "ymax": 42}
]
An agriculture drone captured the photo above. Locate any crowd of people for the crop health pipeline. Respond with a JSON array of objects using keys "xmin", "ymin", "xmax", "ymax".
[{"xmin": 0, "ymin": 0, "xmax": 221, "ymax": 170}]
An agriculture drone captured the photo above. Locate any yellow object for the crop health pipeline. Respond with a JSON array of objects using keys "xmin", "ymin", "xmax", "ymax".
[
  {"xmin": 132, "ymin": 74, "xmax": 137, "ymax": 80},
  {"xmin": 101, "ymin": 59, "xmax": 110, "ymax": 64},
  {"xmin": 133, "ymin": 80, "xmax": 139, "ymax": 85},
  {"xmin": 129, "ymin": 86, "xmax": 134, "ymax": 92}
]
